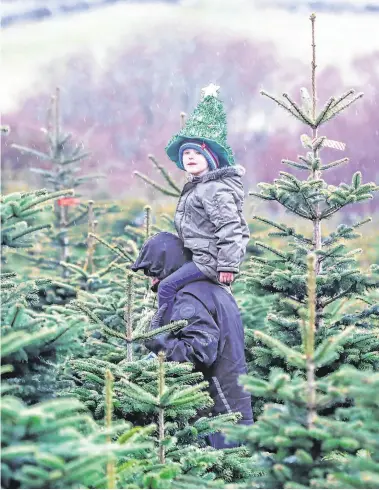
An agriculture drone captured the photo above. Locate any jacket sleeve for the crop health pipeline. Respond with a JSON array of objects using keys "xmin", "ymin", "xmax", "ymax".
[
  {"xmin": 144, "ymin": 290, "xmax": 219, "ymax": 369},
  {"xmin": 201, "ymin": 184, "xmax": 244, "ymax": 273}
]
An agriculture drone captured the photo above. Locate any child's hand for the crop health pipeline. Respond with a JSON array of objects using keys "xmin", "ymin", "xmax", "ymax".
[{"xmin": 218, "ymin": 272, "xmax": 235, "ymax": 284}]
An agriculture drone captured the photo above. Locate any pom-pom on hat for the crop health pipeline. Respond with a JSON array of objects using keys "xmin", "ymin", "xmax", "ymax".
[
  {"xmin": 178, "ymin": 140, "xmax": 220, "ymax": 171},
  {"xmin": 166, "ymin": 84, "xmax": 235, "ymax": 170}
]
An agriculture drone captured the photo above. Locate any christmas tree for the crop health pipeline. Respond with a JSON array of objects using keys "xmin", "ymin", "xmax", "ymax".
[
  {"xmin": 223, "ymin": 13, "xmax": 379, "ymax": 488},
  {"xmin": 243, "ymin": 13, "xmax": 378, "ymax": 384},
  {"xmin": 56, "ymin": 214, "xmax": 259, "ymax": 485},
  {"xmin": 0, "ymin": 186, "xmax": 89, "ymax": 403},
  {"xmin": 9, "ymin": 88, "xmax": 120, "ymax": 308},
  {"xmin": 1, "ymin": 181, "xmax": 152, "ymax": 489}
]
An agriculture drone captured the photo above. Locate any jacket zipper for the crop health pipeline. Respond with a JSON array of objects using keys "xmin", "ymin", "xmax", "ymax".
[{"xmin": 212, "ymin": 376, "xmax": 232, "ymax": 413}]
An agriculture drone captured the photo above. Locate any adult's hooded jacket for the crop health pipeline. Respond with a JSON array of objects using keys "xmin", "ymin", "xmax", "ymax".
[{"xmin": 131, "ymin": 232, "xmax": 253, "ymax": 449}]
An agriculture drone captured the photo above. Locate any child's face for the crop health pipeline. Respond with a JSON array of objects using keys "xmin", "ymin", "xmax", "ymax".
[{"xmin": 182, "ymin": 149, "xmax": 209, "ymax": 175}]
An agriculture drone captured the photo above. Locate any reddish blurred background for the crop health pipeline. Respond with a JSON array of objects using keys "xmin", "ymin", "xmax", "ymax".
[{"xmin": 2, "ymin": 0, "xmax": 378, "ymax": 212}]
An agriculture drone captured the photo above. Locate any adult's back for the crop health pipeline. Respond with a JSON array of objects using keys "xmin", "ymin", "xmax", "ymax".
[{"xmin": 131, "ymin": 231, "xmax": 253, "ymax": 447}]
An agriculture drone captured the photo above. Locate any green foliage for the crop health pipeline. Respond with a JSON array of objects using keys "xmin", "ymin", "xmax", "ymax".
[
  {"xmin": 1, "ymin": 189, "xmax": 87, "ymax": 403},
  {"xmin": 0, "ymin": 185, "xmax": 153, "ymax": 490},
  {"xmin": 225, "ymin": 14, "xmax": 379, "ymax": 489},
  {"xmin": 1, "ymin": 386, "xmax": 148, "ymax": 489}
]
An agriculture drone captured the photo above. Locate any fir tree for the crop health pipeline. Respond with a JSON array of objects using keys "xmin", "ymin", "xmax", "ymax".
[
  {"xmin": 1, "ymin": 369, "xmax": 151, "ymax": 489},
  {"xmin": 1, "ymin": 181, "xmax": 152, "ymax": 489},
  {"xmin": 223, "ymin": 254, "xmax": 367, "ymax": 488},
  {"xmin": 10, "ymin": 87, "xmax": 109, "ymax": 303},
  {"xmin": 223, "ymin": 13, "xmax": 379, "ymax": 488},
  {"xmin": 244, "ymin": 13, "xmax": 379, "ymax": 384},
  {"xmin": 59, "ymin": 239, "xmax": 257, "ymax": 486},
  {"xmin": 1, "ymin": 187, "xmax": 88, "ymax": 403}
]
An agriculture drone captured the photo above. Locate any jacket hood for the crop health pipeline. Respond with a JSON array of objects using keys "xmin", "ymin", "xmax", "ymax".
[
  {"xmin": 130, "ymin": 232, "xmax": 192, "ymax": 290},
  {"xmin": 186, "ymin": 163, "xmax": 246, "ymax": 183}
]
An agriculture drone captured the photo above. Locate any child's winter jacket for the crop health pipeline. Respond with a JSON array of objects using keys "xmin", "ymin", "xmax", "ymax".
[{"xmin": 174, "ymin": 164, "xmax": 250, "ymax": 287}]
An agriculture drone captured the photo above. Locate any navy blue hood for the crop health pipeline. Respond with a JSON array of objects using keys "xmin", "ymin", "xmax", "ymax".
[{"xmin": 130, "ymin": 232, "xmax": 192, "ymax": 289}]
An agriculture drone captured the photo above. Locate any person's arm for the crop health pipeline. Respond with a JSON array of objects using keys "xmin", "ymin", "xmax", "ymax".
[
  {"xmin": 144, "ymin": 290, "xmax": 219, "ymax": 369},
  {"xmin": 201, "ymin": 184, "xmax": 243, "ymax": 273}
]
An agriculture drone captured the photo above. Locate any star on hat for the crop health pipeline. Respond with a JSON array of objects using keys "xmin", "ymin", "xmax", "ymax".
[{"xmin": 201, "ymin": 83, "xmax": 220, "ymax": 99}]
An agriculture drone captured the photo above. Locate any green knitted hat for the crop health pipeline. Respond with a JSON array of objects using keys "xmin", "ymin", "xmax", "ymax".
[{"xmin": 165, "ymin": 84, "xmax": 235, "ymax": 168}]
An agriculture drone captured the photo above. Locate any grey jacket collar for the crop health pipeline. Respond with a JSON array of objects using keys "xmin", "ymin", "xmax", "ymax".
[{"xmin": 186, "ymin": 164, "xmax": 246, "ymax": 183}]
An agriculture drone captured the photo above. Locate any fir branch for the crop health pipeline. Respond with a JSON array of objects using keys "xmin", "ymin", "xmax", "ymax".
[
  {"xmin": 313, "ymin": 326, "xmax": 355, "ymax": 367},
  {"xmin": 253, "ymin": 330, "xmax": 306, "ymax": 369},
  {"xmin": 282, "ymin": 160, "xmax": 310, "ymax": 171},
  {"xmin": 314, "ymin": 96, "xmax": 336, "ymax": 125},
  {"xmin": 59, "ymin": 261, "xmax": 88, "ymax": 278},
  {"xmin": 252, "ymin": 216, "xmax": 287, "ymax": 232},
  {"xmin": 49, "ymin": 280, "xmax": 77, "ymax": 294},
  {"xmin": 331, "ymin": 303, "xmax": 379, "ymax": 328},
  {"xmin": 323, "ymin": 92, "xmax": 364, "ymax": 123},
  {"xmin": 71, "ymin": 300, "xmax": 109, "ymax": 329},
  {"xmin": 255, "ymin": 241, "xmax": 287, "ymax": 259},
  {"xmin": 8, "ymin": 223, "xmax": 51, "ymax": 242},
  {"xmin": 248, "ymin": 191, "xmax": 276, "ymax": 201},
  {"xmin": 62, "ymin": 152, "xmax": 92, "ymax": 165},
  {"xmin": 260, "ymin": 90, "xmax": 304, "ymax": 122},
  {"xmin": 327, "ymin": 89, "xmax": 356, "ymax": 112},
  {"xmin": 322, "ymin": 218, "xmax": 372, "ymax": 247},
  {"xmin": 89, "ymin": 233, "xmax": 134, "ymax": 262},
  {"xmin": 320, "ymin": 204, "xmax": 343, "ymax": 220},
  {"xmin": 102, "ymin": 326, "xmax": 128, "ymax": 341},
  {"xmin": 119, "ymin": 375, "xmax": 159, "ymax": 406},
  {"xmin": 1, "ymin": 328, "xmax": 58, "ymax": 358},
  {"xmin": 317, "ymin": 244, "xmax": 345, "ymax": 263},
  {"xmin": 11, "ymin": 144, "xmax": 51, "ymax": 161},
  {"xmin": 133, "ymin": 171, "xmax": 180, "ymax": 198},
  {"xmin": 135, "ymin": 319, "xmax": 188, "ymax": 342},
  {"xmin": 21, "ymin": 189, "xmax": 74, "ymax": 212},
  {"xmin": 321, "ymin": 285, "xmax": 355, "ymax": 308},
  {"xmin": 29, "ymin": 168, "xmax": 54, "ymax": 177},
  {"xmin": 298, "ymin": 155, "xmax": 313, "ymax": 166},
  {"xmin": 320, "ymin": 158, "xmax": 349, "ymax": 171},
  {"xmin": 148, "ymin": 154, "xmax": 182, "ymax": 194},
  {"xmin": 282, "ymin": 92, "xmax": 315, "ymax": 126},
  {"xmin": 163, "ymin": 381, "xmax": 209, "ymax": 407},
  {"xmin": 276, "ymin": 199, "xmax": 312, "ymax": 220}
]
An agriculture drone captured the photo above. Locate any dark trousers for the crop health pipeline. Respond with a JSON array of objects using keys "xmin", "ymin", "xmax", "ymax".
[{"xmin": 158, "ymin": 261, "xmax": 207, "ymax": 318}]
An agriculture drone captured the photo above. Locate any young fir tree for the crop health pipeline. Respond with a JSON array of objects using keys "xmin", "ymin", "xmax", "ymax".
[
  {"xmin": 244, "ymin": 13, "xmax": 378, "ymax": 385},
  {"xmin": 0, "ymin": 187, "xmax": 90, "ymax": 403},
  {"xmin": 1, "ymin": 364, "xmax": 151, "ymax": 489},
  {"xmin": 62, "ymin": 265, "xmax": 257, "ymax": 480},
  {"xmin": 0, "ymin": 183, "xmax": 152, "ymax": 489},
  {"xmin": 222, "ymin": 13, "xmax": 379, "ymax": 488},
  {"xmin": 223, "ymin": 254, "xmax": 362, "ymax": 488},
  {"xmin": 10, "ymin": 87, "xmax": 113, "ymax": 309}
]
